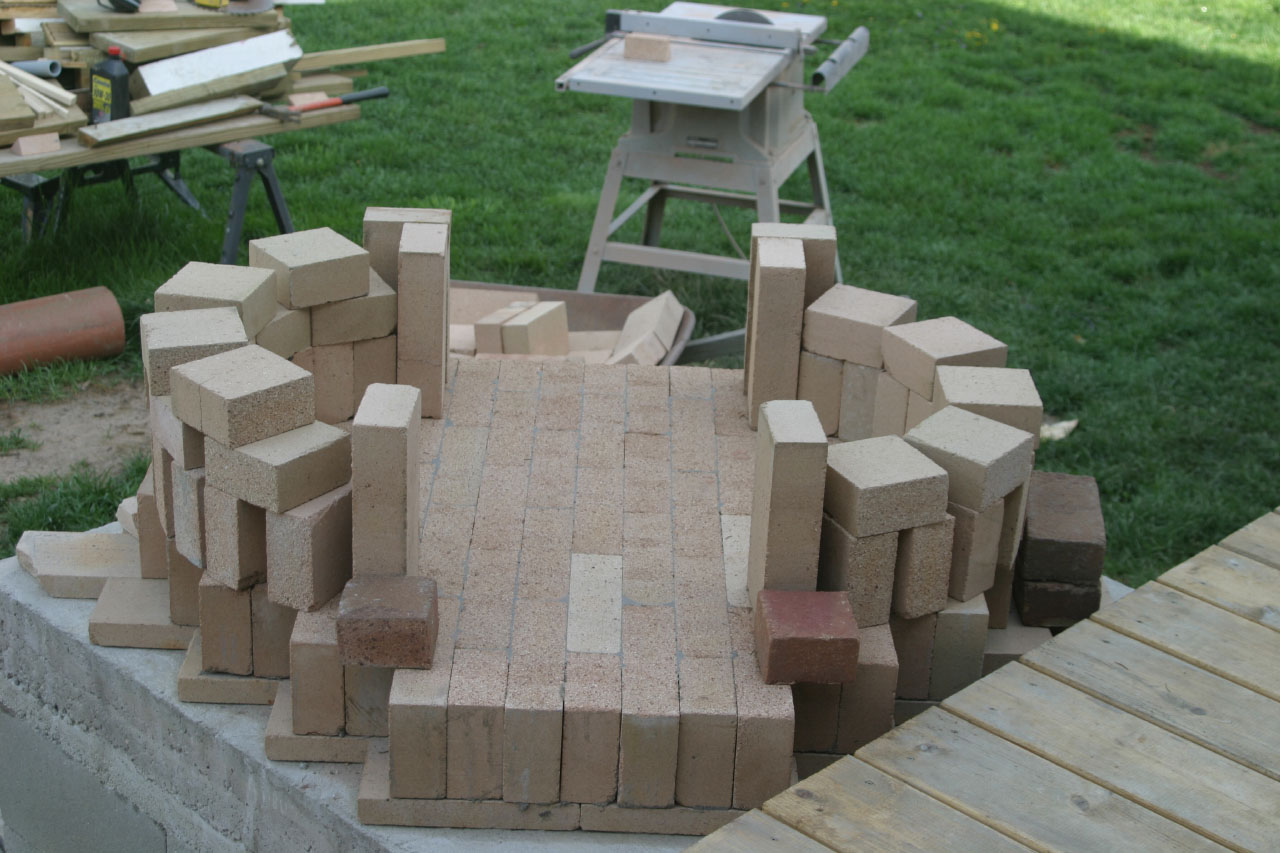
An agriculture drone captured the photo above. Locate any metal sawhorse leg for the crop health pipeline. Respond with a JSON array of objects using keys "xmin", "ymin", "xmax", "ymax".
[{"xmin": 216, "ymin": 139, "xmax": 294, "ymax": 263}]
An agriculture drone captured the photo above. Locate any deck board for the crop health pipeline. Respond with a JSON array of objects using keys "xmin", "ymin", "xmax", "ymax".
[
  {"xmin": 1091, "ymin": 583, "xmax": 1280, "ymax": 700},
  {"xmin": 943, "ymin": 662, "xmax": 1280, "ymax": 852},
  {"xmin": 760, "ymin": 756, "xmax": 1029, "ymax": 852},
  {"xmin": 857, "ymin": 709, "xmax": 1225, "ymax": 852},
  {"xmin": 1157, "ymin": 545, "xmax": 1280, "ymax": 631},
  {"xmin": 697, "ymin": 508, "xmax": 1280, "ymax": 850},
  {"xmin": 1220, "ymin": 511, "xmax": 1280, "ymax": 569},
  {"xmin": 1022, "ymin": 620, "xmax": 1280, "ymax": 781}
]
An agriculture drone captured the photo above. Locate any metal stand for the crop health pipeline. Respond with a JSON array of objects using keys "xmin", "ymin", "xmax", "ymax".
[
  {"xmin": 576, "ymin": 55, "xmax": 842, "ymax": 292},
  {"xmin": 216, "ymin": 139, "xmax": 293, "ymax": 264}
]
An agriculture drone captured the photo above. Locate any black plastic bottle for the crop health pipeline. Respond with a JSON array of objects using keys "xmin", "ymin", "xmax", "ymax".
[{"xmin": 91, "ymin": 45, "xmax": 130, "ymax": 124}]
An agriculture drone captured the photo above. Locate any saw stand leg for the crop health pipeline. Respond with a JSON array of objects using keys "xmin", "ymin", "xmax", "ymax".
[
  {"xmin": 216, "ymin": 139, "xmax": 294, "ymax": 264},
  {"xmin": 576, "ymin": 106, "xmax": 842, "ymax": 293}
]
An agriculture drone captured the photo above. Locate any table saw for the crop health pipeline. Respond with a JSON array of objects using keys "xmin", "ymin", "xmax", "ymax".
[{"xmin": 558, "ymin": 2, "xmax": 867, "ymax": 293}]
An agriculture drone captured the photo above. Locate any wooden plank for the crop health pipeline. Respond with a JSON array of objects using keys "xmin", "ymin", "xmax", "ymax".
[
  {"xmin": 134, "ymin": 29, "xmax": 299, "ymax": 97},
  {"xmin": 762, "ymin": 756, "xmax": 1030, "ymax": 852},
  {"xmin": 90, "ymin": 26, "xmax": 273, "ymax": 63},
  {"xmin": 0, "ymin": 74, "xmax": 36, "ymax": 132},
  {"xmin": 128, "ymin": 62, "xmax": 285, "ymax": 116},
  {"xmin": 286, "ymin": 71, "xmax": 353, "ymax": 95},
  {"xmin": 292, "ymin": 38, "xmax": 446, "ymax": 73},
  {"xmin": 0, "ymin": 59, "xmax": 76, "ymax": 106},
  {"xmin": 857, "ymin": 709, "xmax": 1225, "ymax": 852},
  {"xmin": 945, "ymin": 663, "xmax": 1280, "ymax": 852},
  {"xmin": 41, "ymin": 20, "xmax": 87, "ymax": 47},
  {"xmin": 1091, "ymin": 583, "xmax": 1280, "ymax": 701},
  {"xmin": 1221, "ymin": 511, "xmax": 1280, "ymax": 570},
  {"xmin": 0, "ymin": 102, "xmax": 357, "ymax": 177},
  {"xmin": 0, "ymin": 5, "xmax": 55, "ymax": 21},
  {"xmin": 1022, "ymin": 620, "xmax": 1280, "ymax": 781},
  {"xmin": 0, "ymin": 46, "xmax": 43, "ymax": 61},
  {"xmin": 0, "ymin": 101, "xmax": 82, "ymax": 146},
  {"xmin": 58, "ymin": 0, "xmax": 277, "ymax": 33},
  {"xmin": 688, "ymin": 808, "xmax": 834, "ymax": 852},
  {"xmin": 77, "ymin": 95, "xmax": 261, "ymax": 147},
  {"xmin": 1157, "ymin": 545, "xmax": 1280, "ymax": 631}
]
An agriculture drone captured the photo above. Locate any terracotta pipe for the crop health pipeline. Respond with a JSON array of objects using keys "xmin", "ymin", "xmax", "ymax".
[{"xmin": 0, "ymin": 286, "xmax": 125, "ymax": 375}]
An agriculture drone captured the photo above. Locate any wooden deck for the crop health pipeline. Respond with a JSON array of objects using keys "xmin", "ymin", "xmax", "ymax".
[{"xmin": 692, "ymin": 508, "xmax": 1280, "ymax": 852}]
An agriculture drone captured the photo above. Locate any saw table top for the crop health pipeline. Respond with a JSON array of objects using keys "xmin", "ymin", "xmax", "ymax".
[{"xmin": 557, "ymin": 2, "xmax": 828, "ymax": 111}]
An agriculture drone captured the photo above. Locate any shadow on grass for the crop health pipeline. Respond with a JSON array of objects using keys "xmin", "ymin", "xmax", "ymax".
[{"xmin": 0, "ymin": 0, "xmax": 1275, "ymax": 582}]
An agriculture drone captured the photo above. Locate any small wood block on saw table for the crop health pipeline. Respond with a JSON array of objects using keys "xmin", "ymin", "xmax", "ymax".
[
  {"xmin": 89, "ymin": 577, "xmax": 195, "ymax": 650},
  {"xmin": 177, "ymin": 630, "xmax": 278, "ymax": 705}
]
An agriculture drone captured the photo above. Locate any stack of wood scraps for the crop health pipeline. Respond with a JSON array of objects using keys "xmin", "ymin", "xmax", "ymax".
[
  {"xmin": 0, "ymin": 56, "xmax": 80, "ymax": 151},
  {"xmin": 2, "ymin": 0, "xmax": 444, "ymax": 158}
]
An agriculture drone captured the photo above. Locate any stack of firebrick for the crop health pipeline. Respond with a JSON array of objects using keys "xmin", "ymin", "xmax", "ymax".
[
  {"xmin": 741, "ymin": 224, "xmax": 1108, "ymax": 775},
  {"xmin": 106, "ymin": 208, "xmax": 449, "ymax": 727}
]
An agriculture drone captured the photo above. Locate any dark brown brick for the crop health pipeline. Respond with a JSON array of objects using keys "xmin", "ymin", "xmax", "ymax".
[
  {"xmin": 1014, "ymin": 579, "xmax": 1101, "ymax": 627},
  {"xmin": 1017, "ymin": 470, "xmax": 1106, "ymax": 584}
]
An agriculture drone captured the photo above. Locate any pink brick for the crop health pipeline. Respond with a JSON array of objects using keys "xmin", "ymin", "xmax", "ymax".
[
  {"xmin": 289, "ymin": 599, "xmax": 344, "ymax": 735},
  {"xmin": 352, "ymin": 383, "xmax": 421, "ymax": 576},
  {"xmin": 870, "ymin": 371, "xmax": 908, "ymax": 437},
  {"xmin": 728, "ymin": 611, "xmax": 793, "ymax": 810},
  {"xmin": 265, "ymin": 483, "xmax": 352, "ymax": 612},
  {"xmin": 905, "ymin": 406, "xmax": 1035, "ymax": 511},
  {"xmin": 250, "ymin": 582, "xmax": 295, "ymax": 678}
]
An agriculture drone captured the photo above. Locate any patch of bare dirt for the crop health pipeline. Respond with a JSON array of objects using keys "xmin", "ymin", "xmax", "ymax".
[{"xmin": 0, "ymin": 381, "xmax": 150, "ymax": 483}]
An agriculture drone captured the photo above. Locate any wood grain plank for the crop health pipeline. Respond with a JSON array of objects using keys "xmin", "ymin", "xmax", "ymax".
[
  {"xmin": 127, "ymin": 63, "xmax": 286, "ymax": 116},
  {"xmin": 0, "ymin": 74, "xmax": 36, "ymax": 132},
  {"xmin": 687, "ymin": 808, "xmax": 833, "ymax": 851},
  {"xmin": 90, "ymin": 26, "xmax": 275, "ymax": 63},
  {"xmin": 858, "ymin": 709, "xmax": 1226, "ymax": 852},
  {"xmin": 58, "ymin": 0, "xmax": 276, "ymax": 33},
  {"xmin": 292, "ymin": 38, "xmax": 446, "ymax": 72},
  {"xmin": 1091, "ymin": 583, "xmax": 1280, "ymax": 700},
  {"xmin": 0, "ymin": 102, "xmax": 84, "ymax": 147},
  {"xmin": 1157, "ymin": 545, "xmax": 1280, "ymax": 631},
  {"xmin": 1221, "ymin": 511, "xmax": 1280, "ymax": 570},
  {"xmin": 1021, "ymin": 620, "xmax": 1280, "ymax": 781},
  {"xmin": 763, "ymin": 756, "xmax": 1030, "ymax": 852},
  {"xmin": 944, "ymin": 662, "xmax": 1280, "ymax": 852},
  {"xmin": 0, "ymin": 103, "xmax": 357, "ymax": 177},
  {"xmin": 77, "ymin": 95, "xmax": 261, "ymax": 147}
]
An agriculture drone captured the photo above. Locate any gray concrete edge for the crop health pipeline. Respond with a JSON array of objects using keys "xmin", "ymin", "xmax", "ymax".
[{"xmin": 0, "ymin": 552, "xmax": 687, "ymax": 852}]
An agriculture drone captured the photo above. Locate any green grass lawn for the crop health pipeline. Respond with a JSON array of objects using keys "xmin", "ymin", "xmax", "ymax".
[{"xmin": 1, "ymin": 0, "xmax": 1276, "ymax": 584}]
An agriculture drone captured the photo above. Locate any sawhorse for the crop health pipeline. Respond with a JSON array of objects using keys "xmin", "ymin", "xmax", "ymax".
[{"xmin": 1, "ymin": 138, "xmax": 293, "ymax": 262}]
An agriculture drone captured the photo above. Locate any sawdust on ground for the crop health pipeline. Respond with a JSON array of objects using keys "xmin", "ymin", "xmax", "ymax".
[{"xmin": 0, "ymin": 381, "xmax": 151, "ymax": 483}]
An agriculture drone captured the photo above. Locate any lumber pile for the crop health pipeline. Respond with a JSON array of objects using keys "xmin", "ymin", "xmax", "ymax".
[{"xmin": 1, "ymin": 0, "xmax": 443, "ymax": 154}]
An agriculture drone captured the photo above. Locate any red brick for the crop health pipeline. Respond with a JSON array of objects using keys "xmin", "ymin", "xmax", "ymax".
[
  {"xmin": 337, "ymin": 576, "xmax": 439, "ymax": 668},
  {"xmin": 753, "ymin": 590, "xmax": 859, "ymax": 684}
]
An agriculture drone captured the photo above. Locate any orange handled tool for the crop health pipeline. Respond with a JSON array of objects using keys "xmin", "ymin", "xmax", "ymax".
[{"xmin": 262, "ymin": 86, "xmax": 389, "ymax": 122}]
